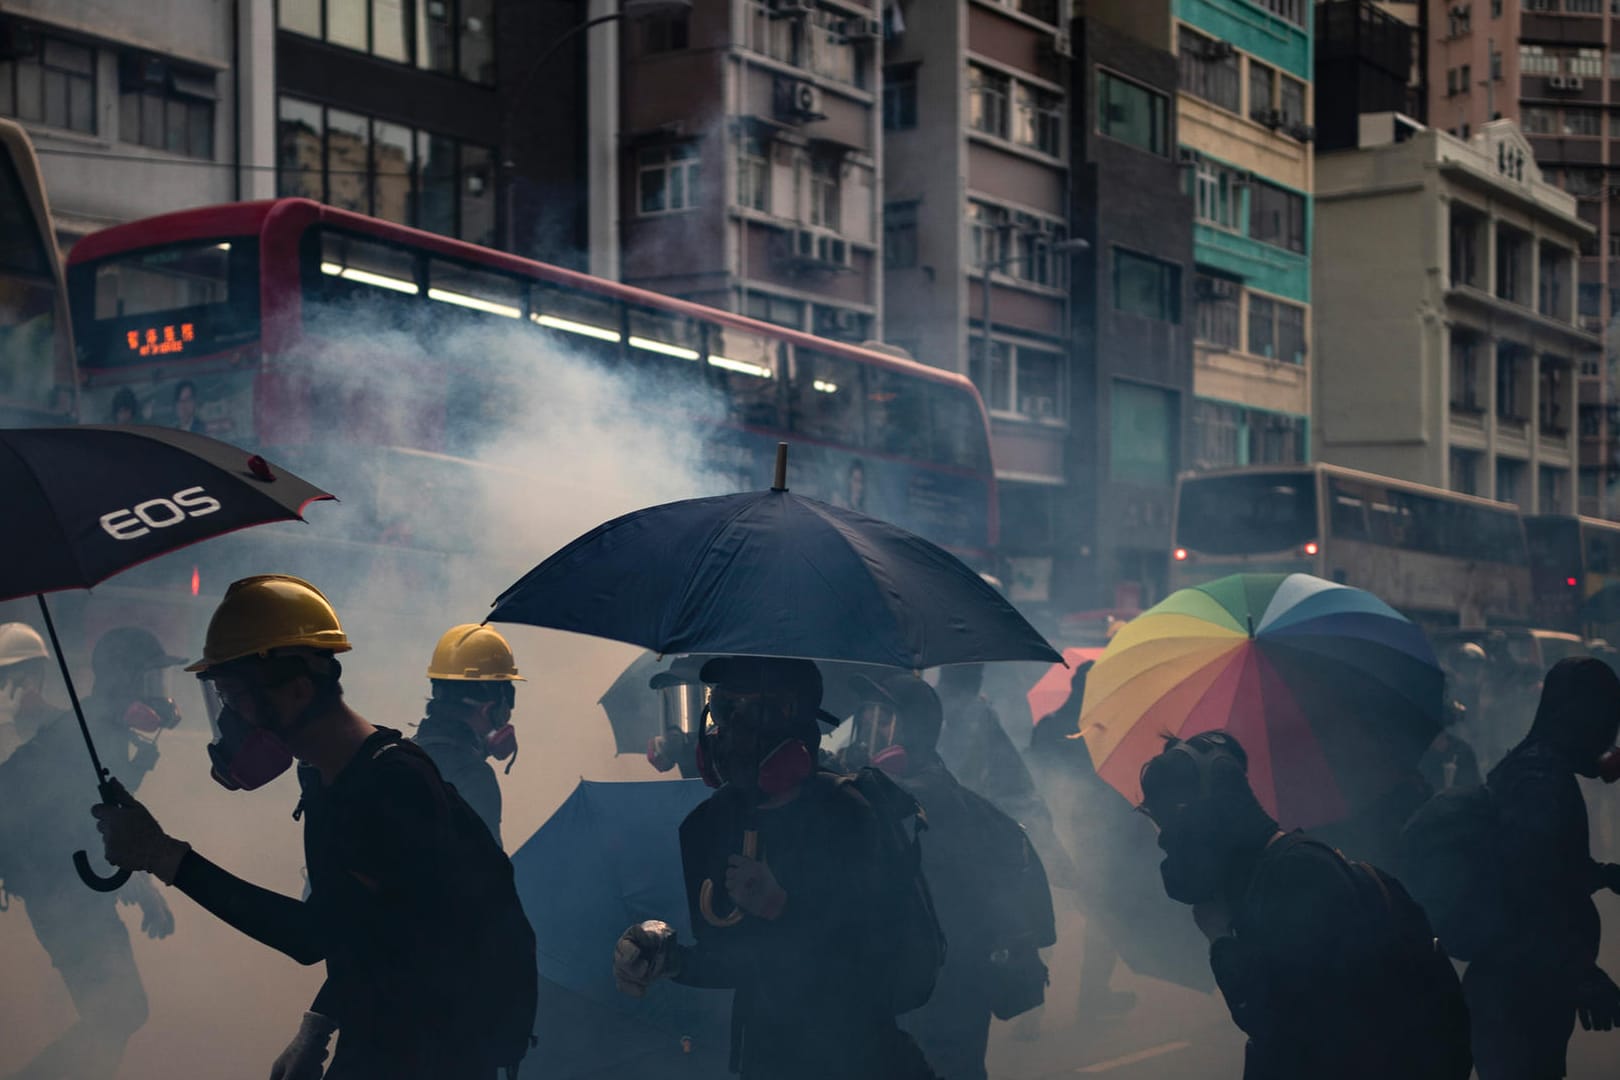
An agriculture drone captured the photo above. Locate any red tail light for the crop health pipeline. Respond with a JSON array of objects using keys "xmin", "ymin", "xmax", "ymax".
[
  {"xmin": 191, "ymin": 566, "xmax": 201, "ymax": 596},
  {"xmin": 1304, "ymin": 542, "xmax": 1319, "ymax": 556},
  {"xmin": 1568, "ymin": 577, "xmax": 1579, "ymax": 587},
  {"xmin": 1173, "ymin": 548, "xmax": 1188, "ymax": 562}
]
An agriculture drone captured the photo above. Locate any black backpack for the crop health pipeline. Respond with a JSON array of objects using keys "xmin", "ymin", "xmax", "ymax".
[
  {"xmin": 1397, "ymin": 784, "xmax": 1512, "ymax": 961},
  {"xmin": 836, "ymin": 767, "xmax": 947, "ymax": 1016}
]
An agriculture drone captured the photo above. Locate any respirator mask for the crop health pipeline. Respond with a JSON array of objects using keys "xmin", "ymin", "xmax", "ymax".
[
  {"xmin": 201, "ymin": 676, "xmax": 295, "ymax": 791},
  {"xmin": 1600, "ymin": 747, "xmax": 1620, "ymax": 784},
  {"xmin": 848, "ymin": 700, "xmax": 909, "ymax": 777},
  {"xmin": 122, "ymin": 668, "xmax": 183, "ymax": 741}
]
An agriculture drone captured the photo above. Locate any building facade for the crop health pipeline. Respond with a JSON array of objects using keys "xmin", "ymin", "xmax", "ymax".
[
  {"xmin": 1421, "ymin": 0, "xmax": 1615, "ymax": 514},
  {"xmin": 0, "ymin": 0, "xmax": 273, "ymax": 249},
  {"xmin": 882, "ymin": 0, "xmax": 1074, "ymax": 604},
  {"xmin": 1065, "ymin": 15, "xmax": 1195, "ymax": 610},
  {"xmin": 1315, "ymin": 114, "xmax": 1594, "ymax": 512},
  {"xmin": 614, "ymin": 0, "xmax": 884, "ymax": 343},
  {"xmin": 1091, "ymin": 0, "xmax": 1316, "ymax": 477}
]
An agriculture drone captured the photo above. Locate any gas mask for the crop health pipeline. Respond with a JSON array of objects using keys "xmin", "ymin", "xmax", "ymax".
[
  {"xmin": 202, "ymin": 679, "xmax": 295, "ymax": 791},
  {"xmin": 697, "ymin": 693, "xmax": 813, "ymax": 797},
  {"xmin": 1600, "ymin": 747, "xmax": 1620, "ymax": 784},
  {"xmin": 847, "ymin": 701, "xmax": 909, "ymax": 777},
  {"xmin": 119, "ymin": 668, "xmax": 183, "ymax": 741},
  {"xmin": 487, "ymin": 722, "xmax": 518, "ymax": 774},
  {"xmin": 1141, "ymin": 735, "xmax": 1274, "ymax": 907}
]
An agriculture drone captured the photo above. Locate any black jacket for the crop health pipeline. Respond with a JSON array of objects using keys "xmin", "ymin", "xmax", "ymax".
[
  {"xmin": 674, "ymin": 771, "xmax": 933, "ymax": 1080},
  {"xmin": 173, "ymin": 728, "xmax": 532, "ymax": 1078}
]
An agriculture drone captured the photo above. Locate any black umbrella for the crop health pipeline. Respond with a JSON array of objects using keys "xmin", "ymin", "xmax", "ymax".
[
  {"xmin": 1, "ymin": 425, "xmax": 333, "ymax": 890},
  {"xmin": 599, "ymin": 651, "xmax": 897, "ymax": 756},
  {"xmin": 491, "ymin": 446, "xmax": 1060, "ymax": 669}
]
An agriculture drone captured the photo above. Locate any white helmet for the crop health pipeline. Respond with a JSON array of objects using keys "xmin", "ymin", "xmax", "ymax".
[{"xmin": 0, "ymin": 623, "xmax": 48, "ymax": 669}]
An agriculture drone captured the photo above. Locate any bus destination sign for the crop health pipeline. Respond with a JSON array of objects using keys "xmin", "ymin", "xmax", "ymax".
[{"xmin": 126, "ymin": 323, "xmax": 196, "ymax": 358}]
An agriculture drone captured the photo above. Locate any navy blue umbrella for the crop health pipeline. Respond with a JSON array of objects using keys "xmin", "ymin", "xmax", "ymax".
[{"xmin": 489, "ymin": 446, "xmax": 1059, "ymax": 669}]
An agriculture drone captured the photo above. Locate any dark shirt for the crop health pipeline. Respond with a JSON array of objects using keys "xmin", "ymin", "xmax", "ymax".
[
  {"xmin": 413, "ymin": 714, "xmax": 501, "ymax": 846},
  {"xmin": 674, "ymin": 772, "xmax": 930, "ymax": 1080},
  {"xmin": 172, "ymin": 728, "xmax": 519, "ymax": 1078}
]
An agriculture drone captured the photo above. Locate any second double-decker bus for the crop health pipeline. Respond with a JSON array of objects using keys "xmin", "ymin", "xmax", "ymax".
[
  {"xmin": 1171, "ymin": 464, "xmax": 1532, "ymax": 628},
  {"xmin": 65, "ymin": 199, "xmax": 997, "ymax": 606},
  {"xmin": 0, "ymin": 118, "xmax": 76, "ymax": 427},
  {"xmin": 1524, "ymin": 514, "xmax": 1620, "ymax": 634}
]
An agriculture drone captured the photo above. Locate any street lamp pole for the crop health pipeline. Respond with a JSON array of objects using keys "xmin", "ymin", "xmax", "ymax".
[{"xmin": 977, "ymin": 235, "xmax": 1090, "ymax": 399}]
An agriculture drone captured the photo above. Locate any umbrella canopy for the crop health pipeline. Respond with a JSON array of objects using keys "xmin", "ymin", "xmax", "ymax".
[
  {"xmin": 489, "ymin": 485, "xmax": 1059, "ymax": 669},
  {"xmin": 0, "ymin": 425, "xmax": 333, "ymax": 602},
  {"xmin": 599, "ymin": 651, "xmax": 899, "ymax": 755},
  {"xmin": 1079, "ymin": 573, "xmax": 1443, "ymax": 830},
  {"xmin": 510, "ymin": 779, "xmax": 729, "ymax": 1063},
  {"xmin": 1025, "ymin": 646, "xmax": 1104, "ymax": 726}
]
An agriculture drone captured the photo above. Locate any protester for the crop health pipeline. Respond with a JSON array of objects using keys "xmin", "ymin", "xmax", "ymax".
[
  {"xmin": 840, "ymin": 672, "xmax": 1055, "ymax": 1080},
  {"xmin": 0, "ymin": 627, "xmax": 185, "ymax": 1079},
  {"xmin": 1464, "ymin": 657, "xmax": 1620, "ymax": 1079},
  {"xmin": 613, "ymin": 656, "xmax": 937, "ymax": 1080},
  {"xmin": 1418, "ymin": 692, "xmax": 1484, "ymax": 793},
  {"xmin": 90, "ymin": 575, "xmax": 537, "ymax": 1079},
  {"xmin": 1141, "ymin": 731, "xmax": 1471, "ymax": 1080},
  {"xmin": 0, "ymin": 621, "xmax": 54, "ymax": 763},
  {"xmin": 645, "ymin": 655, "xmax": 706, "ymax": 779},
  {"xmin": 413, "ymin": 623, "xmax": 524, "ymax": 845}
]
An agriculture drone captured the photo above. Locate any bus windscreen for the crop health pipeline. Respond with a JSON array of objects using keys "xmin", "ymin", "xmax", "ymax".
[
  {"xmin": 1176, "ymin": 472, "xmax": 1317, "ymax": 555},
  {"xmin": 72, "ymin": 239, "xmax": 260, "ymax": 367}
]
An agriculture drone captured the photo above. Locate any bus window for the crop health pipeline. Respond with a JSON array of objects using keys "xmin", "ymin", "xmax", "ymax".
[
  {"xmin": 426, "ymin": 259, "xmax": 523, "ymax": 321},
  {"xmin": 1327, "ymin": 480, "xmax": 1370, "ymax": 541},
  {"xmin": 1586, "ymin": 526, "xmax": 1620, "ymax": 575},
  {"xmin": 866, "ymin": 367, "xmax": 930, "ymax": 458},
  {"xmin": 531, "ymin": 283, "xmax": 622, "ymax": 365},
  {"xmin": 927, "ymin": 383, "xmax": 987, "ymax": 471},
  {"xmin": 313, "ymin": 231, "xmax": 419, "ymax": 299},
  {"xmin": 0, "ymin": 147, "xmax": 64, "ymax": 416},
  {"xmin": 708, "ymin": 324, "xmax": 781, "ymax": 428},
  {"xmin": 82, "ymin": 238, "xmax": 259, "ymax": 368},
  {"xmin": 1176, "ymin": 472, "xmax": 1318, "ymax": 555},
  {"xmin": 789, "ymin": 348, "xmax": 865, "ymax": 447}
]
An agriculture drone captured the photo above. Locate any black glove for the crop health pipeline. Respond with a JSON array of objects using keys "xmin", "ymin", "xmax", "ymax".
[{"xmin": 1576, "ymin": 967, "xmax": 1620, "ymax": 1033}]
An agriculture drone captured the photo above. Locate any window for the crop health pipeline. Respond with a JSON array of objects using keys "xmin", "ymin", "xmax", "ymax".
[
  {"xmin": 812, "ymin": 304, "xmax": 869, "ymax": 344},
  {"xmin": 884, "ymin": 65, "xmax": 918, "ymax": 130},
  {"xmin": 280, "ymin": 0, "xmax": 494, "ymax": 83},
  {"xmin": 1611, "ymin": 54, "xmax": 1620, "ymax": 79},
  {"xmin": 1571, "ymin": 48, "xmax": 1603, "ymax": 77},
  {"xmin": 1248, "ymin": 60, "xmax": 1275, "ymax": 122},
  {"xmin": 789, "ymin": 348, "xmax": 862, "ymax": 443},
  {"xmin": 1451, "ymin": 210, "xmax": 1482, "ymax": 287},
  {"xmin": 1539, "ymin": 244, "xmax": 1570, "ymax": 318},
  {"xmin": 1250, "ymin": 180, "xmax": 1307, "ymax": 254},
  {"xmin": 1013, "ymin": 82, "xmax": 1063, "ymax": 156},
  {"xmin": 1496, "ymin": 226, "xmax": 1527, "ymax": 303},
  {"xmin": 275, "ymin": 97, "xmax": 492, "ymax": 242},
  {"xmin": 1610, "ymin": 234, "xmax": 1620, "ymax": 259},
  {"xmin": 968, "ymin": 65, "xmax": 1010, "ymax": 138},
  {"xmin": 1497, "ymin": 343, "xmax": 1528, "ymax": 421},
  {"xmin": 0, "ymin": 32, "xmax": 96, "ymax": 134},
  {"xmin": 1276, "ymin": 302, "xmax": 1306, "ymax": 365},
  {"xmin": 884, "ymin": 201, "xmax": 918, "ymax": 269},
  {"xmin": 1190, "ymin": 157, "xmax": 1244, "ymax": 231},
  {"xmin": 1111, "ymin": 382, "xmax": 1177, "ymax": 486},
  {"xmin": 643, "ymin": 13, "xmax": 690, "ymax": 53},
  {"xmin": 1255, "ymin": 0, "xmax": 1306, "ymax": 25},
  {"xmin": 807, "ymin": 9, "xmax": 864, "ymax": 89},
  {"xmin": 1096, "ymin": 70, "xmax": 1169, "ymax": 156},
  {"xmin": 1564, "ymin": 108, "xmax": 1601, "ymax": 136},
  {"xmin": 1194, "ymin": 273, "xmax": 1241, "ymax": 348},
  {"xmin": 1248, "ymin": 295, "xmax": 1275, "ymax": 357},
  {"xmin": 1519, "ymin": 45, "xmax": 1558, "ymax": 76},
  {"xmin": 737, "ymin": 135, "xmax": 769, "ymax": 212},
  {"xmin": 1459, "ymin": 64, "xmax": 1472, "ymax": 93},
  {"xmin": 1114, "ymin": 249, "xmax": 1181, "ymax": 323},
  {"xmin": 119, "ymin": 55, "xmax": 216, "ymax": 159},
  {"xmin": 1540, "ymin": 361, "xmax": 1569, "ymax": 434},
  {"xmin": 1179, "ymin": 27, "xmax": 1240, "ymax": 114},
  {"xmin": 1013, "ymin": 216, "xmax": 1068, "ymax": 288},
  {"xmin": 755, "ymin": 6, "xmax": 803, "ymax": 67},
  {"xmin": 809, "ymin": 155, "xmax": 840, "ymax": 230},
  {"xmin": 1522, "ymin": 107, "xmax": 1555, "ymax": 135},
  {"xmin": 1450, "ymin": 449, "xmax": 1480, "ymax": 497},
  {"xmin": 1451, "ymin": 334, "xmax": 1482, "ymax": 411},
  {"xmin": 1567, "ymin": 0, "xmax": 1603, "ymax": 12},
  {"xmin": 1496, "ymin": 458, "xmax": 1525, "ymax": 508},
  {"xmin": 1540, "ymin": 467, "xmax": 1566, "ymax": 515},
  {"xmin": 1190, "ymin": 401, "xmax": 1306, "ymax": 469},
  {"xmin": 1014, "ymin": 347, "xmax": 1064, "ymax": 422},
  {"xmin": 744, "ymin": 291, "xmax": 805, "ymax": 330},
  {"xmin": 1278, "ymin": 76, "xmax": 1306, "ymax": 126},
  {"xmin": 968, "ymin": 200, "xmax": 1009, "ymax": 269},
  {"xmin": 1245, "ymin": 295, "xmax": 1306, "ymax": 364},
  {"xmin": 638, "ymin": 144, "xmax": 700, "ymax": 215}
]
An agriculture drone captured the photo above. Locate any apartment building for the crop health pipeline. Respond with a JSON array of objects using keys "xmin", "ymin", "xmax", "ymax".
[{"xmin": 1316, "ymin": 113, "xmax": 1594, "ymax": 513}]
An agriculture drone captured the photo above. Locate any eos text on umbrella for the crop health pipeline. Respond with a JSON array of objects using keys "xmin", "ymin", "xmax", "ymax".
[{"xmin": 99, "ymin": 487, "xmax": 222, "ymax": 541}]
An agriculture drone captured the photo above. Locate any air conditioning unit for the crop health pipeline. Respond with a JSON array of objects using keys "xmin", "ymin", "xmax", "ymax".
[
  {"xmin": 1203, "ymin": 40, "xmax": 1236, "ymax": 61},
  {"xmin": 835, "ymin": 17, "xmax": 883, "ymax": 42},
  {"xmin": 1565, "ymin": 75, "xmax": 1585, "ymax": 91},
  {"xmin": 792, "ymin": 227, "xmax": 817, "ymax": 259},
  {"xmin": 816, "ymin": 235, "xmax": 852, "ymax": 268},
  {"xmin": 768, "ymin": 0, "xmax": 816, "ymax": 15},
  {"xmin": 1025, "ymin": 396, "xmax": 1058, "ymax": 420},
  {"xmin": 1289, "ymin": 123, "xmax": 1316, "ymax": 143},
  {"xmin": 1260, "ymin": 108, "xmax": 1284, "ymax": 129},
  {"xmin": 1548, "ymin": 74, "xmax": 1567, "ymax": 89},
  {"xmin": 774, "ymin": 78, "xmax": 825, "ymax": 123},
  {"xmin": 1040, "ymin": 31, "xmax": 1073, "ymax": 62}
]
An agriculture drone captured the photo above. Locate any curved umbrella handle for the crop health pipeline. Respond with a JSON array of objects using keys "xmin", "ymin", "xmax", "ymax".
[
  {"xmin": 698, "ymin": 830, "xmax": 758, "ymax": 928},
  {"xmin": 73, "ymin": 850, "xmax": 133, "ymax": 893}
]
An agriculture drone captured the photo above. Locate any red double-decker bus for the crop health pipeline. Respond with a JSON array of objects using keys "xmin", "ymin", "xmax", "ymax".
[{"xmin": 67, "ymin": 199, "xmax": 996, "ymax": 577}]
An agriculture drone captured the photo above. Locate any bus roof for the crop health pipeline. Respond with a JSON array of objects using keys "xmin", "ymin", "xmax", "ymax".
[
  {"xmin": 1180, "ymin": 461, "xmax": 1524, "ymax": 516},
  {"xmin": 69, "ymin": 198, "xmax": 980, "ymax": 395}
]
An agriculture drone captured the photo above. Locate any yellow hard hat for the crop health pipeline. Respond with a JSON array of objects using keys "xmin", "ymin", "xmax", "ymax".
[
  {"xmin": 427, "ymin": 623, "xmax": 524, "ymax": 682},
  {"xmin": 187, "ymin": 574, "xmax": 352, "ymax": 673}
]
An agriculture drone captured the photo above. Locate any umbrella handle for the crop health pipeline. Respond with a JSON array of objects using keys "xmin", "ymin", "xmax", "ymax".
[
  {"xmin": 699, "ymin": 830, "xmax": 758, "ymax": 928},
  {"xmin": 73, "ymin": 850, "xmax": 133, "ymax": 893}
]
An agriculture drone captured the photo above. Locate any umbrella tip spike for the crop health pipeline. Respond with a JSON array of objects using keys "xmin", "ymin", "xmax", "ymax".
[{"xmin": 772, "ymin": 443, "xmax": 789, "ymax": 492}]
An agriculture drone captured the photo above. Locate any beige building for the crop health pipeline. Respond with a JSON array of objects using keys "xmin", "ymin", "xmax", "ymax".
[{"xmin": 1315, "ymin": 114, "xmax": 1597, "ymax": 513}]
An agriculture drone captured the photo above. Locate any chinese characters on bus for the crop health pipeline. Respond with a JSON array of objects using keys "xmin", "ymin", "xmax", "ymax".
[{"xmin": 126, "ymin": 323, "xmax": 196, "ymax": 357}]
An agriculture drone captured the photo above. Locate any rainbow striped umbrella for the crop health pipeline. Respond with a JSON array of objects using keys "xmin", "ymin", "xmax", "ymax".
[{"xmin": 1079, "ymin": 573, "xmax": 1443, "ymax": 830}]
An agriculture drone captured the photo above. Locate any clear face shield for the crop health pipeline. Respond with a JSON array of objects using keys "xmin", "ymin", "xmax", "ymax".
[{"xmin": 660, "ymin": 683, "xmax": 709, "ymax": 737}]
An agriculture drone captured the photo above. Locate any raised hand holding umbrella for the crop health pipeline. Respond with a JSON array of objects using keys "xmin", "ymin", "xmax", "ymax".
[{"xmin": 0, "ymin": 425, "xmax": 333, "ymax": 890}]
